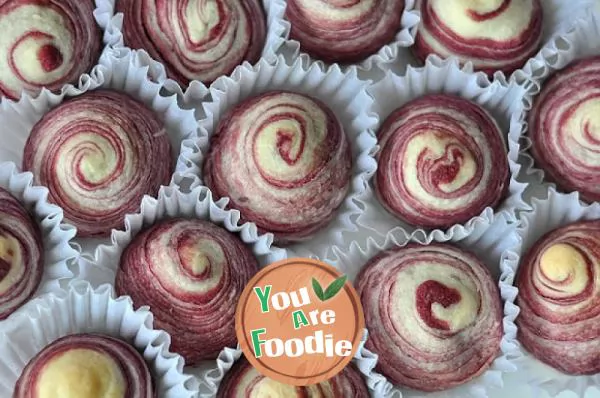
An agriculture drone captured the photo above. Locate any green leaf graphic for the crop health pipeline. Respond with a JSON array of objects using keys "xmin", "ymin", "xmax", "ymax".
[
  {"xmin": 312, "ymin": 278, "xmax": 325, "ymax": 301},
  {"xmin": 323, "ymin": 275, "xmax": 348, "ymax": 301}
]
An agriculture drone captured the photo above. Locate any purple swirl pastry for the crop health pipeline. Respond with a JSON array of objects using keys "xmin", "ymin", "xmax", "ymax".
[
  {"xmin": 13, "ymin": 333, "xmax": 155, "ymax": 398},
  {"xmin": 203, "ymin": 91, "xmax": 352, "ymax": 244},
  {"xmin": 355, "ymin": 243, "xmax": 503, "ymax": 391},
  {"xmin": 0, "ymin": 188, "xmax": 43, "ymax": 320},
  {"xmin": 374, "ymin": 94, "xmax": 508, "ymax": 229},
  {"xmin": 414, "ymin": 0, "xmax": 543, "ymax": 76},
  {"xmin": 516, "ymin": 220, "xmax": 600, "ymax": 375},
  {"xmin": 116, "ymin": 0, "xmax": 266, "ymax": 86},
  {"xmin": 285, "ymin": 0, "xmax": 405, "ymax": 64},
  {"xmin": 0, "ymin": 0, "xmax": 102, "ymax": 100},
  {"xmin": 115, "ymin": 218, "xmax": 259, "ymax": 365},
  {"xmin": 217, "ymin": 358, "xmax": 370, "ymax": 397},
  {"xmin": 529, "ymin": 56, "xmax": 600, "ymax": 203},
  {"xmin": 22, "ymin": 90, "xmax": 173, "ymax": 238}
]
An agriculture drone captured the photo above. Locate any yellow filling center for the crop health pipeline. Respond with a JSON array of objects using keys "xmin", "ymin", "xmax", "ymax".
[
  {"xmin": 0, "ymin": 235, "xmax": 17, "ymax": 263},
  {"xmin": 539, "ymin": 243, "xmax": 588, "ymax": 294},
  {"xmin": 36, "ymin": 349, "xmax": 126, "ymax": 398},
  {"xmin": 250, "ymin": 378, "xmax": 299, "ymax": 397}
]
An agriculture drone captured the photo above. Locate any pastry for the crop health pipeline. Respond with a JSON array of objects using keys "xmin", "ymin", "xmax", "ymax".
[
  {"xmin": 13, "ymin": 333, "xmax": 154, "ymax": 398},
  {"xmin": 115, "ymin": 218, "xmax": 259, "ymax": 365},
  {"xmin": 355, "ymin": 243, "xmax": 503, "ymax": 391},
  {"xmin": 22, "ymin": 90, "xmax": 173, "ymax": 238},
  {"xmin": 529, "ymin": 56, "xmax": 600, "ymax": 203},
  {"xmin": 285, "ymin": 0, "xmax": 405, "ymax": 64},
  {"xmin": 515, "ymin": 220, "xmax": 600, "ymax": 375},
  {"xmin": 0, "ymin": 0, "xmax": 102, "ymax": 100},
  {"xmin": 116, "ymin": 0, "xmax": 266, "ymax": 86},
  {"xmin": 217, "ymin": 357, "xmax": 370, "ymax": 397},
  {"xmin": 374, "ymin": 94, "xmax": 508, "ymax": 229},
  {"xmin": 203, "ymin": 91, "xmax": 352, "ymax": 244},
  {"xmin": 414, "ymin": 0, "xmax": 543, "ymax": 76},
  {"xmin": 0, "ymin": 188, "xmax": 43, "ymax": 320}
]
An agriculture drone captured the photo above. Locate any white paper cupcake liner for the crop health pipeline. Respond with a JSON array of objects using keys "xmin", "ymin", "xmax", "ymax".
[
  {"xmin": 94, "ymin": 0, "xmax": 122, "ymax": 50},
  {"xmin": 281, "ymin": 0, "xmax": 420, "ymax": 74},
  {"xmin": 78, "ymin": 184, "xmax": 287, "ymax": 285},
  {"xmin": 0, "ymin": 280, "xmax": 198, "ymax": 397},
  {"xmin": 197, "ymin": 330, "xmax": 389, "ymax": 397},
  {"xmin": 509, "ymin": 0, "xmax": 597, "ymax": 85},
  {"xmin": 0, "ymin": 49, "xmax": 201, "ymax": 253},
  {"xmin": 354, "ymin": 57, "xmax": 529, "ymax": 251},
  {"xmin": 77, "ymin": 184, "xmax": 286, "ymax": 384},
  {"xmin": 504, "ymin": 188, "xmax": 600, "ymax": 397},
  {"xmin": 327, "ymin": 213, "xmax": 521, "ymax": 398},
  {"xmin": 97, "ymin": 0, "xmax": 287, "ymax": 84},
  {"xmin": 0, "ymin": 0, "xmax": 124, "ymax": 105},
  {"xmin": 0, "ymin": 161, "xmax": 79, "ymax": 321},
  {"xmin": 366, "ymin": 0, "xmax": 594, "ymax": 86},
  {"xmin": 186, "ymin": 55, "xmax": 379, "ymax": 260},
  {"xmin": 518, "ymin": 11, "xmax": 600, "ymax": 197}
]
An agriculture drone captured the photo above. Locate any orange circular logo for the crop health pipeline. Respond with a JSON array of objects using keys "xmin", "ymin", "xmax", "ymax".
[{"xmin": 235, "ymin": 258, "xmax": 365, "ymax": 386}]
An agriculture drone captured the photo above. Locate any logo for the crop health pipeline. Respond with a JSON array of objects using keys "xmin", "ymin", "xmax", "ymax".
[{"xmin": 235, "ymin": 258, "xmax": 365, "ymax": 386}]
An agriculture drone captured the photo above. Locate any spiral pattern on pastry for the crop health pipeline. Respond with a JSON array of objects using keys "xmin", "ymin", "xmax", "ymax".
[
  {"xmin": 203, "ymin": 91, "xmax": 352, "ymax": 244},
  {"xmin": 116, "ymin": 0, "xmax": 266, "ymax": 86},
  {"xmin": 285, "ymin": 0, "xmax": 405, "ymax": 64},
  {"xmin": 0, "ymin": 0, "xmax": 102, "ymax": 100},
  {"xmin": 0, "ymin": 188, "xmax": 43, "ymax": 320},
  {"xmin": 355, "ymin": 243, "xmax": 503, "ymax": 391},
  {"xmin": 217, "ymin": 358, "xmax": 369, "ymax": 397},
  {"xmin": 115, "ymin": 218, "xmax": 259, "ymax": 365},
  {"xmin": 529, "ymin": 57, "xmax": 600, "ymax": 203},
  {"xmin": 14, "ymin": 333, "xmax": 155, "ymax": 398},
  {"xmin": 22, "ymin": 90, "xmax": 173, "ymax": 238},
  {"xmin": 374, "ymin": 94, "xmax": 508, "ymax": 229},
  {"xmin": 515, "ymin": 220, "xmax": 600, "ymax": 375},
  {"xmin": 414, "ymin": 0, "xmax": 543, "ymax": 76}
]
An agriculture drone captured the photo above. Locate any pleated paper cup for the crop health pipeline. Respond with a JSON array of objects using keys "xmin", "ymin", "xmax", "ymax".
[
  {"xmin": 97, "ymin": 0, "xmax": 288, "ymax": 91},
  {"xmin": 354, "ymin": 57, "xmax": 529, "ymax": 250},
  {"xmin": 78, "ymin": 184, "xmax": 286, "ymax": 285},
  {"xmin": 327, "ymin": 213, "xmax": 521, "ymax": 398},
  {"xmin": 197, "ymin": 330, "xmax": 388, "ymax": 397},
  {"xmin": 0, "ymin": 281, "xmax": 199, "ymax": 397},
  {"xmin": 0, "ymin": 49, "xmax": 201, "ymax": 254},
  {"xmin": 505, "ymin": 188, "xmax": 600, "ymax": 397},
  {"xmin": 0, "ymin": 161, "xmax": 79, "ymax": 322},
  {"xmin": 511, "ymin": 0, "xmax": 597, "ymax": 84},
  {"xmin": 281, "ymin": 0, "xmax": 420, "ymax": 73},
  {"xmin": 186, "ymin": 55, "xmax": 379, "ymax": 260},
  {"xmin": 368, "ymin": 0, "xmax": 594, "ymax": 86},
  {"xmin": 77, "ymin": 184, "xmax": 286, "ymax": 379},
  {"xmin": 519, "ymin": 11, "xmax": 600, "ymax": 197},
  {"xmin": 94, "ymin": 0, "xmax": 122, "ymax": 50},
  {"xmin": 0, "ymin": 0, "xmax": 125, "ymax": 104}
]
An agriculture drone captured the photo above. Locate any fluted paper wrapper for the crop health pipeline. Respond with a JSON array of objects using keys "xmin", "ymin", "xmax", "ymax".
[
  {"xmin": 0, "ymin": 49, "xmax": 201, "ymax": 254},
  {"xmin": 76, "ymin": 184, "xmax": 286, "ymax": 385},
  {"xmin": 197, "ymin": 330, "xmax": 388, "ymax": 397},
  {"xmin": 94, "ymin": 0, "xmax": 123, "ymax": 50},
  {"xmin": 186, "ymin": 55, "xmax": 379, "ymax": 260},
  {"xmin": 505, "ymin": 188, "xmax": 600, "ymax": 397},
  {"xmin": 509, "ymin": 0, "xmax": 597, "ymax": 84},
  {"xmin": 0, "ymin": 281, "xmax": 198, "ymax": 397},
  {"xmin": 0, "ymin": 162, "xmax": 79, "ymax": 321},
  {"xmin": 96, "ymin": 0, "xmax": 288, "ymax": 98},
  {"xmin": 0, "ymin": 0, "xmax": 124, "ymax": 104},
  {"xmin": 519, "ymin": 12, "xmax": 600, "ymax": 193},
  {"xmin": 355, "ymin": 58, "xmax": 529, "ymax": 249},
  {"xmin": 282, "ymin": 0, "xmax": 420, "ymax": 73},
  {"xmin": 326, "ymin": 214, "xmax": 521, "ymax": 398},
  {"xmin": 78, "ymin": 184, "xmax": 286, "ymax": 285}
]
